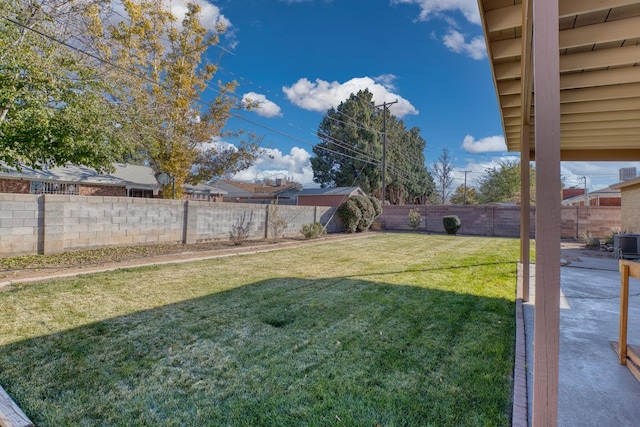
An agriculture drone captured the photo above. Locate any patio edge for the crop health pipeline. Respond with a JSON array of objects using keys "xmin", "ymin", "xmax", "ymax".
[{"xmin": 512, "ymin": 297, "xmax": 528, "ymax": 427}]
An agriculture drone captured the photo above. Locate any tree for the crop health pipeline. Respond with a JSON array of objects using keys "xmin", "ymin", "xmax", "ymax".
[
  {"xmin": 449, "ymin": 184, "xmax": 478, "ymax": 205},
  {"xmin": 0, "ymin": 0, "xmax": 133, "ymax": 171},
  {"xmin": 1, "ymin": 0, "xmax": 262, "ymax": 186},
  {"xmin": 432, "ymin": 148, "xmax": 455, "ymax": 204},
  {"xmin": 476, "ymin": 159, "xmax": 535, "ymax": 204},
  {"xmin": 311, "ymin": 89, "xmax": 435, "ymax": 204},
  {"xmin": 385, "ymin": 125, "xmax": 436, "ymax": 205},
  {"xmin": 311, "ymin": 89, "xmax": 381, "ymax": 193},
  {"xmin": 92, "ymin": 0, "xmax": 262, "ymax": 197}
]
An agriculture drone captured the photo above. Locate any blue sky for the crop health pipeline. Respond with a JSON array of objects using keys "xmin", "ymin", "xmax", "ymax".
[{"xmin": 188, "ymin": 0, "xmax": 640, "ymax": 192}]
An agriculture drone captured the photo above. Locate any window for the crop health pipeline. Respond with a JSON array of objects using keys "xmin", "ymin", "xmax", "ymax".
[{"xmin": 30, "ymin": 181, "xmax": 79, "ymax": 195}]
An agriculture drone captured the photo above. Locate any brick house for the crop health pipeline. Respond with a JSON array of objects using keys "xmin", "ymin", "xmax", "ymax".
[
  {"xmin": 610, "ymin": 177, "xmax": 640, "ymax": 233},
  {"xmin": 561, "ymin": 188, "xmax": 621, "ymax": 207},
  {"xmin": 0, "ymin": 162, "xmax": 160, "ymax": 197}
]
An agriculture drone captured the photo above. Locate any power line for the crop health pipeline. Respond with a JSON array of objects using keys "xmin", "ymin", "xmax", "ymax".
[{"xmin": 1, "ymin": 13, "xmax": 444, "ymax": 193}]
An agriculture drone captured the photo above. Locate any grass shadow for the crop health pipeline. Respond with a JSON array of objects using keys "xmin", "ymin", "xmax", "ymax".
[{"xmin": 0, "ymin": 276, "xmax": 515, "ymax": 427}]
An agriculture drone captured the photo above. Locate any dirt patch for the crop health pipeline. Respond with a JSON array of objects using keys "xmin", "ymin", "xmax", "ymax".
[
  {"xmin": 0, "ymin": 233, "xmax": 374, "ymax": 287},
  {"xmin": 560, "ymin": 239, "xmax": 616, "ymax": 263}
]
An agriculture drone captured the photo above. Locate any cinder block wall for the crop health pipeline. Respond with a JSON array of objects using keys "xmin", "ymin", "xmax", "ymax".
[
  {"xmin": 378, "ymin": 205, "xmax": 536, "ymax": 237},
  {"xmin": 378, "ymin": 205, "xmax": 619, "ymax": 239},
  {"xmin": 560, "ymin": 206, "xmax": 622, "ymax": 238},
  {"xmin": 0, "ymin": 194, "xmax": 621, "ymax": 257},
  {"xmin": 0, "ymin": 195, "xmax": 343, "ymax": 257},
  {"xmin": 56, "ymin": 196, "xmax": 186, "ymax": 252},
  {"xmin": 0, "ymin": 194, "xmax": 42, "ymax": 255}
]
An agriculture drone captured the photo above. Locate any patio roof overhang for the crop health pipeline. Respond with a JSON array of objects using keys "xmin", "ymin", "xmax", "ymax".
[
  {"xmin": 478, "ymin": 1, "xmax": 640, "ymax": 426},
  {"xmin": 479, "ymin": 0, "xmax": 640, "ymax": 162}
]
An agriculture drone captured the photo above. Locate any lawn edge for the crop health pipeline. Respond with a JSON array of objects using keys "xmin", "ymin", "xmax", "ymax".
[{"xmin": 0, "ymin": 233, "xmax": 377, "ymax": 290}]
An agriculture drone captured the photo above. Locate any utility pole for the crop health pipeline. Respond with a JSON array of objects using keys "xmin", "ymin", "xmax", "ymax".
[
  {"xmin": 375, "ymin": 99, "xmax": 398, "ymax": 204},
  {"xmin": 581, "ymin": 176, "xmax": 589, "ymax": 206}
]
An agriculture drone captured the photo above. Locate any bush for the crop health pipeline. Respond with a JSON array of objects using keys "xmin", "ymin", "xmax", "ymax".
[
  {"xmin": 268, "ymin": 202, "xmax": 288, "ymax": 243},
  {"xmin": 408, "ymin": 208, "xmax": 421, "ymax": 230},
  {"xmin": 301, "ymin": 222, "xmax": 327, "ymax": 239},
  {"xmin": 337, "ymin": 198, "xmax": 362, "ymax": 233},
  {"xmin": 229, "ymin": 211, "xmax": 255, "ymax": 245},
  {"xmin": 353, "ymin": 195, "xmax": 376, "ymax": 232},
  {"xmin": 581, "ymin": 232, "xmax": 601, "ymax": 248},
  {"xmin": 368, "ymin": 196, "xmax": 383, "ymax": 217},
  {"xmin": 337, "ymin": 195, "xmax": 382, "ymax": 233},
  {"xmin": 443, "ymin": 215, "xmax": 461, "ymax": 235},
  {"xmin": 605, "ymin": 229, "xmax": 626, "ymax": 245}
]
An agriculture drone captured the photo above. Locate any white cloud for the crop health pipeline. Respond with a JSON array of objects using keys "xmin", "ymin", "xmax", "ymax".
[
  {"xmin": 561, "ymin": 161, "xmax": 640, "ymax": 191},
  {"xmin": 282, "ymin": 76, "xmax": 418, "ymax": 117},
  {"xmin": 165, "ymin": 0, "xmax": 231, "ymax": 33},
  {"xmin": 374, "ymin": 74, "xmax": 398, "ymax": 91},
  {"xmin": 392, "ymin": 0, "xmax": 481, "ymax": 25},
  {"xmin": 443, "ymin": 30, "xmax": 486, "ymax": 60},
  {"xmin": 242, "ymin": 92, "xmax": 282, "ymax": 118},
  {"xmin": 453, "ymin": 157, "xmax": 640, "ymax": 192},
  {"xmin": 232, "ymin": 147, "xmax": 315, "ymax": 185},
  {"xmin": 111, "ymin": 0, "xmax": 233, "ymax": 44},
  {"xmin": 462, "ymin": 135, "xmax": 506, "ymax": 153}
]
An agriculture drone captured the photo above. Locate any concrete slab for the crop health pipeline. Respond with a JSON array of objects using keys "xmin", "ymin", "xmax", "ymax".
[{"xmin": 523, "ymin": 260, "xmax": 640, "ymax": 426}]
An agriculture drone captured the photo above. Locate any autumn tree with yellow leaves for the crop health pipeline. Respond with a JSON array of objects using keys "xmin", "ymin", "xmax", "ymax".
[
  {"xmin": 2, "ymin": 0, "xmax": 262, "ymax": 196},
  {"xmin": 91, "ymin": 0, "xmax": 262, "ymax": 197}
]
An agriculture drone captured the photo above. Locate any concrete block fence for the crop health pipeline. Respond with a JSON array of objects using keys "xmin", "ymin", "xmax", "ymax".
[
  {"xmin": 0, "ymin": 194, "xmax": 343, "ymax": 257},
  {"xmin": 0, "ymin": 194, "xmax": 621, "ymax": 257},
  {"xmin": 376, "ymin": 205, "xmax": 621, "ymax": 239}
]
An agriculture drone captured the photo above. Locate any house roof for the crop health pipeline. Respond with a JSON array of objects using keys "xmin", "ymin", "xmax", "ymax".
[
  {"xmin": 478, "ymin": 0, "xmax": 640, "ymax": 161},
  {"xmin": 297, "ymin": 186, "xmax": 365, "ymax": 197},
  {"xmin": 610, "ymin": 176, "xmax": 640, "ymax": 190},
  {"xmin": 218, "ymin": 180, "xmax": 302, "ymax": 197},
  {"xmin": 0, "ymin": 162, "xmax": 160, "ymax": 189},
  {"xmin": 110, "ymin": 163, "xmax": 159, "ymax": 188},
  {"xmin": 561, "ymin": 187, "xmax": 621, "ymax": 201},
  {"xmin": 183, "ymin": 183, "xmax": 227, "ymax": 195}
]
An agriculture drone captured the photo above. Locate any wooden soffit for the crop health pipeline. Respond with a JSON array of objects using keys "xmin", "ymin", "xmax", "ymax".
[{"xmin": 479, "ymin": 0, "xmax": 640, "ymax": 161}]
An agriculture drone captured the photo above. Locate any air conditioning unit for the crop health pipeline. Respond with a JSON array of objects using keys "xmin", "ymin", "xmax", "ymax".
[
  {"xmin": 614, "ymin": 234, "xmax": 640, "ymax": 259},
  {"xmin": 619, "ymin": 167, "xmax": 637, "ymax": 181}
]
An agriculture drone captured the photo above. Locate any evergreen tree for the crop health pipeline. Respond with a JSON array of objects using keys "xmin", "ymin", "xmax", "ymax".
[{"xmin": 311, "ymin": 89, "xmax": 434, "ymax": 204}]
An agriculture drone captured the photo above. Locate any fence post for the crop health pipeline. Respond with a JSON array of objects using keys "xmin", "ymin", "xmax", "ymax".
[
  {"xmin": 42, "ymin": 194, "xmax": 65, "ymax": 255},
  {"xmin": 184, "ymin": 200, "xmax": 198, "ymax": 244}
]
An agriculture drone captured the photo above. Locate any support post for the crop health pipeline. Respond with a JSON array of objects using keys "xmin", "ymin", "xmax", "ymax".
[
  {"xmin": 520, "ymin": 124, "xmax": 531, "ymax": 301},
  {"xmin": 532, "ymin": 0, "xmax": 561, "ymax": 425}
]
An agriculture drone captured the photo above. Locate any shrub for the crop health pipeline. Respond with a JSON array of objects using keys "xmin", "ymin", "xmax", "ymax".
[
  {"xmin": 368, "ymin": 196, "xmax": 383, "ymax": 217},
  {"xmin": 605, "ymin": 229, "xmax": 626, "ymax": 245},
  {"xmin": 581, "ymin": 232, "xmax": 601, "ymax": 248},
  {"xmin": 443, "ymin": 215, "xmax": 461, "ymax": 235},
  {"xmin": 337, "ymin": 198, "xmax": 362, "ymax": 233},
  {"xmin": 268, "ymin": 202, "xmax": 288, "ymax": 243},
  {"xmin": 229, "ymin": 211, "xmax": 255, "ymax": 245},
  {"xmin": 353, "ymin": 195, "xmax": 376, "ymax": 232},
  {"xmin": 301, "ymin": 222, "xmax": 327, "ymax": 239},
  {"xmin": 338, "ymin": 195, "xmax": 383, "ymax": 233},
  {"xmin": 408, "ymin": 208, "xmax": 421, "ymax": 230}
]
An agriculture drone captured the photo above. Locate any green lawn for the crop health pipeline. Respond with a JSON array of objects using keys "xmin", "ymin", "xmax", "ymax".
[{"xmin": 0, "ymin": 234, "xmax": 519, "ymax": 426}]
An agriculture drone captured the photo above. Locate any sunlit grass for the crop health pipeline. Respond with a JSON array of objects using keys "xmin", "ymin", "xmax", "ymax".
[{"xmin": 0, "ymin": 234, "xmax": 519, "ymax": 426}]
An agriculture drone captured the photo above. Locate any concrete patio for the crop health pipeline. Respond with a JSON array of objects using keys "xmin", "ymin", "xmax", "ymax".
[{"xmin": 521, "ymin": 256, "xmax": 640, "ymax": 426}]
